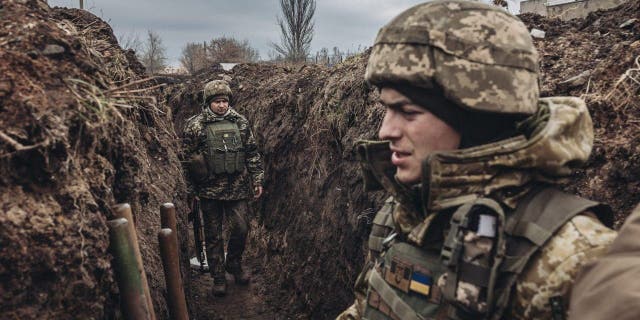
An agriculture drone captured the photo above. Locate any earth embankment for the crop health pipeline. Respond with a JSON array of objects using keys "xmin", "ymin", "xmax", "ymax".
[{"xmin": 1, "ymin": 1, "xmax": 190, "ymax": 318}]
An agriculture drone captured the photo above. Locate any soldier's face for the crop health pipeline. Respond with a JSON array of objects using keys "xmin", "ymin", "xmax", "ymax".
[
  {"xmin": 209, "ymin": 98, "xmax": 229, "ymax": 115},
  {"xmin": 378, "ymin": 87, "xmax": 461, "ymax": 185}
]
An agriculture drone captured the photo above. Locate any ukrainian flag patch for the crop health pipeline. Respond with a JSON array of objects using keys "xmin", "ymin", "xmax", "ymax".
[{"xmin": 409, "ymin": 271, "xmax": 432, "ymax": 297}]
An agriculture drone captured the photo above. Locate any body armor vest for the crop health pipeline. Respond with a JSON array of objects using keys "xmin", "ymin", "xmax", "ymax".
[
  {"xmin": 205, "ymin": 120, "xmax": 245, "ymax": 175},
  {"xmin": 362, "ymin": 188, "xmax": 612, "ymax": 320}
]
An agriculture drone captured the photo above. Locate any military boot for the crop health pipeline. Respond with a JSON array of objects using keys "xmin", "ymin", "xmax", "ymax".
[
  {"xmin": 212, "ymin": 273, "xmax": 227, "ymax": 296},
  {"xmin": 225, "ymin": 259, "xmax": 250, "ymax": 285}
]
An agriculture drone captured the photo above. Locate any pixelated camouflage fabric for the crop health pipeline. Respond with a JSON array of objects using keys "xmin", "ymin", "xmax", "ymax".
[
  {"xmin": 512, "ymin": 214, "xmax": 616, "ymax": 319},
  {"xmin": 423, "ymin": 97, "xmax": 594, "ymax": 212},
  {"xmin": 337, "ymin": 95, "xmax": 608, "ymax": 320},
  {"xmin": 183, "ymin": 107, "xmax": 264, "ymax": 200},
  {"xmin": 365, "ymin": 0, "xmax": 539, "ymax": 115},
  {"xmin": 569, "ymin": 204, "xmax": 640, "ymax": 320},
  {"xmin": 203, "ymin": 79, "xmax": 232, "ymax": 102}
]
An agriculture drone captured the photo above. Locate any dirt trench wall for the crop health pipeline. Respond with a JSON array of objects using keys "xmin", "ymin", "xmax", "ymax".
[
  {"xmin": 520, "ymin": 0, "xmax": 640, "ymax": 224},
  {"xmin": 170, "ymin": 56, "xmax": 388, "ymax": 317},
  {"xmin": 171, "ymin": 1, "xmax": 640, "ymax": 318},
  {"xmin": 1, "ymin": 1, "xmax": 190, "ymax": 319}
]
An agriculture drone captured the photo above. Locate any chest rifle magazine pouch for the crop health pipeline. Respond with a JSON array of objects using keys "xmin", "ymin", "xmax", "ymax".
[
  {"xmin": 189, "ymin": 153, "xmax": 209, "ymax": 184},
  {"xmin": 439, "ymin": 198, "xmax": 506, "ymax": 319},
  {"xmin": 205, "ymin": 120, "xmax": 245, "ymax": 175}
]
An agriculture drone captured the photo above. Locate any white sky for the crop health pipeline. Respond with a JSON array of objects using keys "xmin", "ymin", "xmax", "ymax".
[{"xmin": 48, "ymin": 0, "xmax": 522, "ymax": 67}]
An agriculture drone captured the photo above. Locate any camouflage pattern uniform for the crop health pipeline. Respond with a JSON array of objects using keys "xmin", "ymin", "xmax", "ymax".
[
  {"xmin": 337, "ymin": 1, "xmax": 617, "ymax": 319},
  {"xmin": 183, "ymin": 110, "xmax": 264, "ymax": 201},
  {"xmin": 183, "ymin": 80, "xmax": 264, "ymax": 286},
  {"xmin": 568, "ymin": 204, "xmax": 640, "ymax": 320}
]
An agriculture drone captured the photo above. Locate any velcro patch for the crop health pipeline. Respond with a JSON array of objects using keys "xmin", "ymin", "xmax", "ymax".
[
  {"xmin": 409, "ymin": 271, "xmax": 432, "ymax": 297},
  {"xmin": 385, "ymin": 258, "xmax": 412, "ymax": 293}
]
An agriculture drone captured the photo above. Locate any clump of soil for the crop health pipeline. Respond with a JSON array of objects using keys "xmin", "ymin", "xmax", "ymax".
[
  {"xmin": 169, "ymin": 55, "xmax": 387, "ymax": 318},
  {"xmin": 521, "ymin": 0, "xmax": 640, "ymax": 224},
  {"xmin": 170, "ymin": 1, "xmax": 640, "ymax": 318},
  {"xmin": 2, "ymin": 0, "xmax": 639, "ymax": 319},
  {"xmin": 0, "ymin": 1, "xmax": 189, "ymax": 318}
]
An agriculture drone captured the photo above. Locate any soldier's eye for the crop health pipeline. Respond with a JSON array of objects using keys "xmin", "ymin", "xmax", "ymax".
[{"xmin": 401, "ymin": 108, "xmax": 421, "ymax": 116}]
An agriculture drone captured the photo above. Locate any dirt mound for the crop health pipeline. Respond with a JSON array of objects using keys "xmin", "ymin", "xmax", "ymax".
[
  {"xmin": 170, "ymin": 1, "xmax": 640, "ymax": 318},
  {"xmin": 520, "ymin": 0, "xmax": 640, "ymax": 224},
  {"xmin": 169, "ymin": 54, "xmax": 387, "ymax": 317},
  {"xmin": 2, "ymin": 0, "xmax": 639, "ymax": 318},
  {"xmin": 0, "ymin": 1, "xmax": 189, "ymax": 318}
]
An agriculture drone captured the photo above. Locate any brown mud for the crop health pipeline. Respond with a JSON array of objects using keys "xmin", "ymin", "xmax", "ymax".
[
  {"xmin": 1, "ymin": 0, "xmax": 639, "ymax": 319},
  {"xmin": 171, "ymin": 2, "xmax": 640, "ymax": 318},
  {"xmin": 1, "ymin": 1, "xmax": 190, "ymax": 319}
]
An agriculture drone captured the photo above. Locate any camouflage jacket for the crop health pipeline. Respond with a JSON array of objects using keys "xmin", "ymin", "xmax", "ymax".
[
  {"xmin": 182, "ymin": 107, "xmax": 264, "ymax": 200},
  {"xmin": 337, "ymin": 97, "xmax": 617, "ymax": 320},
  {"xmin": 569, "ymin": 204, "xmax": 640, "ymax": 320}
]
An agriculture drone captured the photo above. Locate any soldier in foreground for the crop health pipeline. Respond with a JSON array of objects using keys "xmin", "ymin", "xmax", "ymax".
[
  {"xmin": 183, "ymin": 80, "xmax": 264, "ymax": 296},
  {"xmin": 338, "ymin": 1, "xmax": 617, "ymax": 319},
  {"xmin": 569, "ymin": 204, "xmax": 640, "ymax": 320}
]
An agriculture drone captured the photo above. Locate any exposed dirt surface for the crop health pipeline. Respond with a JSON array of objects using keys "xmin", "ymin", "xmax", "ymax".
[
  {"xmin": 2, "ymin": 0, "xmax": 640, "ymax": 319},
  {"xmin": 170, "ymin": 1, "xmax": 640, "ymax": 319},
  {"xmin": 169, "ymin": 54, "xmax": 387, "ymax": 318},
  {"xmin": 520, "ymin": 0, "xmax": 640, "ymax": 225},
  {"xmin": 0, "ymin": 1, "xmax": 190, "ymax": 319}
]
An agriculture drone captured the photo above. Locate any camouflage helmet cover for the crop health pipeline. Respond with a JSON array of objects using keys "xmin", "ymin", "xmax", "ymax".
[
  {"xmin": 365, "ymin": 0, "xmax": 540, "ymax": 114},
  {"xmin": 203, "ymin": 80, "xmax": 232, "ymax": 103}
]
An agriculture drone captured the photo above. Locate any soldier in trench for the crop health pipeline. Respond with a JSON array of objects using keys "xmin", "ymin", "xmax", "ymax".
[
  {"xmin": 183, "ymin": 80, "xmax": 264, "ymax": 297},
  {"xmin": 337, "ymin": 1, "xmax": 617, "ymax": 319}
]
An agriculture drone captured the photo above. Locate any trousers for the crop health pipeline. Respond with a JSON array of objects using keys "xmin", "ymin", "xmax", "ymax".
[{"xmin": 200, "ymin": 198, "xmax": 249, "ymax": 277}]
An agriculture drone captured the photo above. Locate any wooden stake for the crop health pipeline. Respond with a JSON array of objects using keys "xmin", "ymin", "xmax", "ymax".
[
  {"xmin": 112, "ymin": 204, "xmax": 157, "ymax": 320},
  {"xmin": 159, "ymin": 229, "xmax": 189, "ymax": 320},
  {"xmin": 108, "ymin": 218, "xmax": 152, "ymax": 320}
]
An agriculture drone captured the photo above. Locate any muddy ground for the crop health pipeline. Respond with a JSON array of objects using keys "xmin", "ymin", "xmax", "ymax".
[
  {"xmin": 172, "ymin": 1, "xmax": 640, "ymax": 318},
  {"xmin": 1, "ymin": 0, "xmax": 640, "ymax": 319},
  {"xmin": 0, "ymin": 1, "xmax": 190, "ymax": 319}
]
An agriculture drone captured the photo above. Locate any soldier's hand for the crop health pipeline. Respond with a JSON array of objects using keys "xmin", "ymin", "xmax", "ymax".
[
  {"xmin": 188, "ymin": 194, "xmax": 199, "ymax": 210},
  {"xmin": 254, "ymin": 186, "xmax": 263, "ymax": 199}
]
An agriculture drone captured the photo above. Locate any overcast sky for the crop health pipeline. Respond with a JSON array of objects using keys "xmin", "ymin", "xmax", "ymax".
[{"xmin": 48, "ymin": 0, "xmax": 521, "ymax": 67}]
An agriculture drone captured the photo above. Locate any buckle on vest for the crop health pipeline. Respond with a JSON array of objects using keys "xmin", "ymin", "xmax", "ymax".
[
  {"xmin": 381, "ymin": 232, "xmax": 397, "ymax": 250},
  {"xmin": 441, "ymin": 213, "xmax": 470, "ymax": 268}
]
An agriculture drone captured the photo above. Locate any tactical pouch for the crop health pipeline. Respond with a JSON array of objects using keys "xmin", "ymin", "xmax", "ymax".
[
  {"xmin": 189, "ymin": 153, "xmax": 209, "ymax": 184},
  {"xmin": 439, "ymin": 198, "xmax": 506, "ymax": 319},
  {"xmin": 205, "ymin": 121, "xmax": 245, "ymax": 175},
  {"xmin": 364, "ymin": 241, "xmax": 447, "ymax": 320}
]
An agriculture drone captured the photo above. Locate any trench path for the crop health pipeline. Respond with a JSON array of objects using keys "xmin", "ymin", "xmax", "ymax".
[{"xmin": 188, "ymin": 228, "xmax": 277, "ymax": 319}]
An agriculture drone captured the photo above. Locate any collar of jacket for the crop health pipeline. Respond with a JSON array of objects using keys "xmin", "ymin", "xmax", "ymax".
[
  {"xmin": 362, "ymin": 97, "xmax": 594, "ymax": 242},
  {"xmin": 420, "ymin": 96, "xmax": 593, "ymax": 213},
  {"xmin": 202, "ymin": 106, "xmax": 236, "ymax": 123}
]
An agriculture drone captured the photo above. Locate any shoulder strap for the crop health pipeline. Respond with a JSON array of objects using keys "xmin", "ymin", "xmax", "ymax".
[
  {"xmin": 492, "ymin": 187, "xmax": 612, "ymax": 319},
  {"xmin": 369, "ymin": 198, "xmax": 397, "ymax": 253}
]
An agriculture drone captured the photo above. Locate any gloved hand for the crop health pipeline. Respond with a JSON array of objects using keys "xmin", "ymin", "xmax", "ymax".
[{"xmin": 254, "ymin": 185, "xmax": 263, "ymax": 199}]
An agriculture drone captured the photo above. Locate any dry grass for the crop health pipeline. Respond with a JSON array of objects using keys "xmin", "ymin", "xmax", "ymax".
[
  {"xmin": 606, "ymin": 55, "xmax": 640, "ymax": 111},
  {"xmin": 56, "ymin": 17, "xmax": 176, "ymax": 140}
]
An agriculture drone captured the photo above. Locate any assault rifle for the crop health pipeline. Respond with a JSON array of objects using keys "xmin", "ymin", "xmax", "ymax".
[{"xmin": 189, "ymin": 197, "xmax": 209, "ymax": 272}]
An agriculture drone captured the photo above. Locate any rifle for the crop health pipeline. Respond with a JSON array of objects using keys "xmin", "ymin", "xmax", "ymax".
[{"xmin": 189, "ymin": 197, "xmax": 209, "ymax": 272}]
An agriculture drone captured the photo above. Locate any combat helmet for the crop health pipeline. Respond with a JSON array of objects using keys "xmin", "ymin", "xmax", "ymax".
[
  {"xmin": 203, "ymin": 80, "xmax": 232, "ymax": 105},
  {"xmin": 365, "ymin": 0, "xmax": 540, "ymax": 115}
]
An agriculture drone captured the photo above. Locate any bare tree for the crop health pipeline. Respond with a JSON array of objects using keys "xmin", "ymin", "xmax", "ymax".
[
  {"xmin": 117, "ymin": 31, "xmax": 142, "ymax": 53},
  {"xmin": 208, "ymin": 37, "xmax": 260, "ymax": 63},
  {"xmin": 180, "ymin": 42, "xmax": 208, "ymax": 74},
  {"xmin": 272, "ymin": 0, "xmax": 316, "ymax": 63},
  {"xmin": 140, "ymin": 30, "xmax": 167, "ymax": 74}
]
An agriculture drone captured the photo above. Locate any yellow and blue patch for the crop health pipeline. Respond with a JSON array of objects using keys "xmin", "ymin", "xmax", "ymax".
[{"xmin": 409, "ymin": 271, "xmax": 432, "ymax": 297}]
